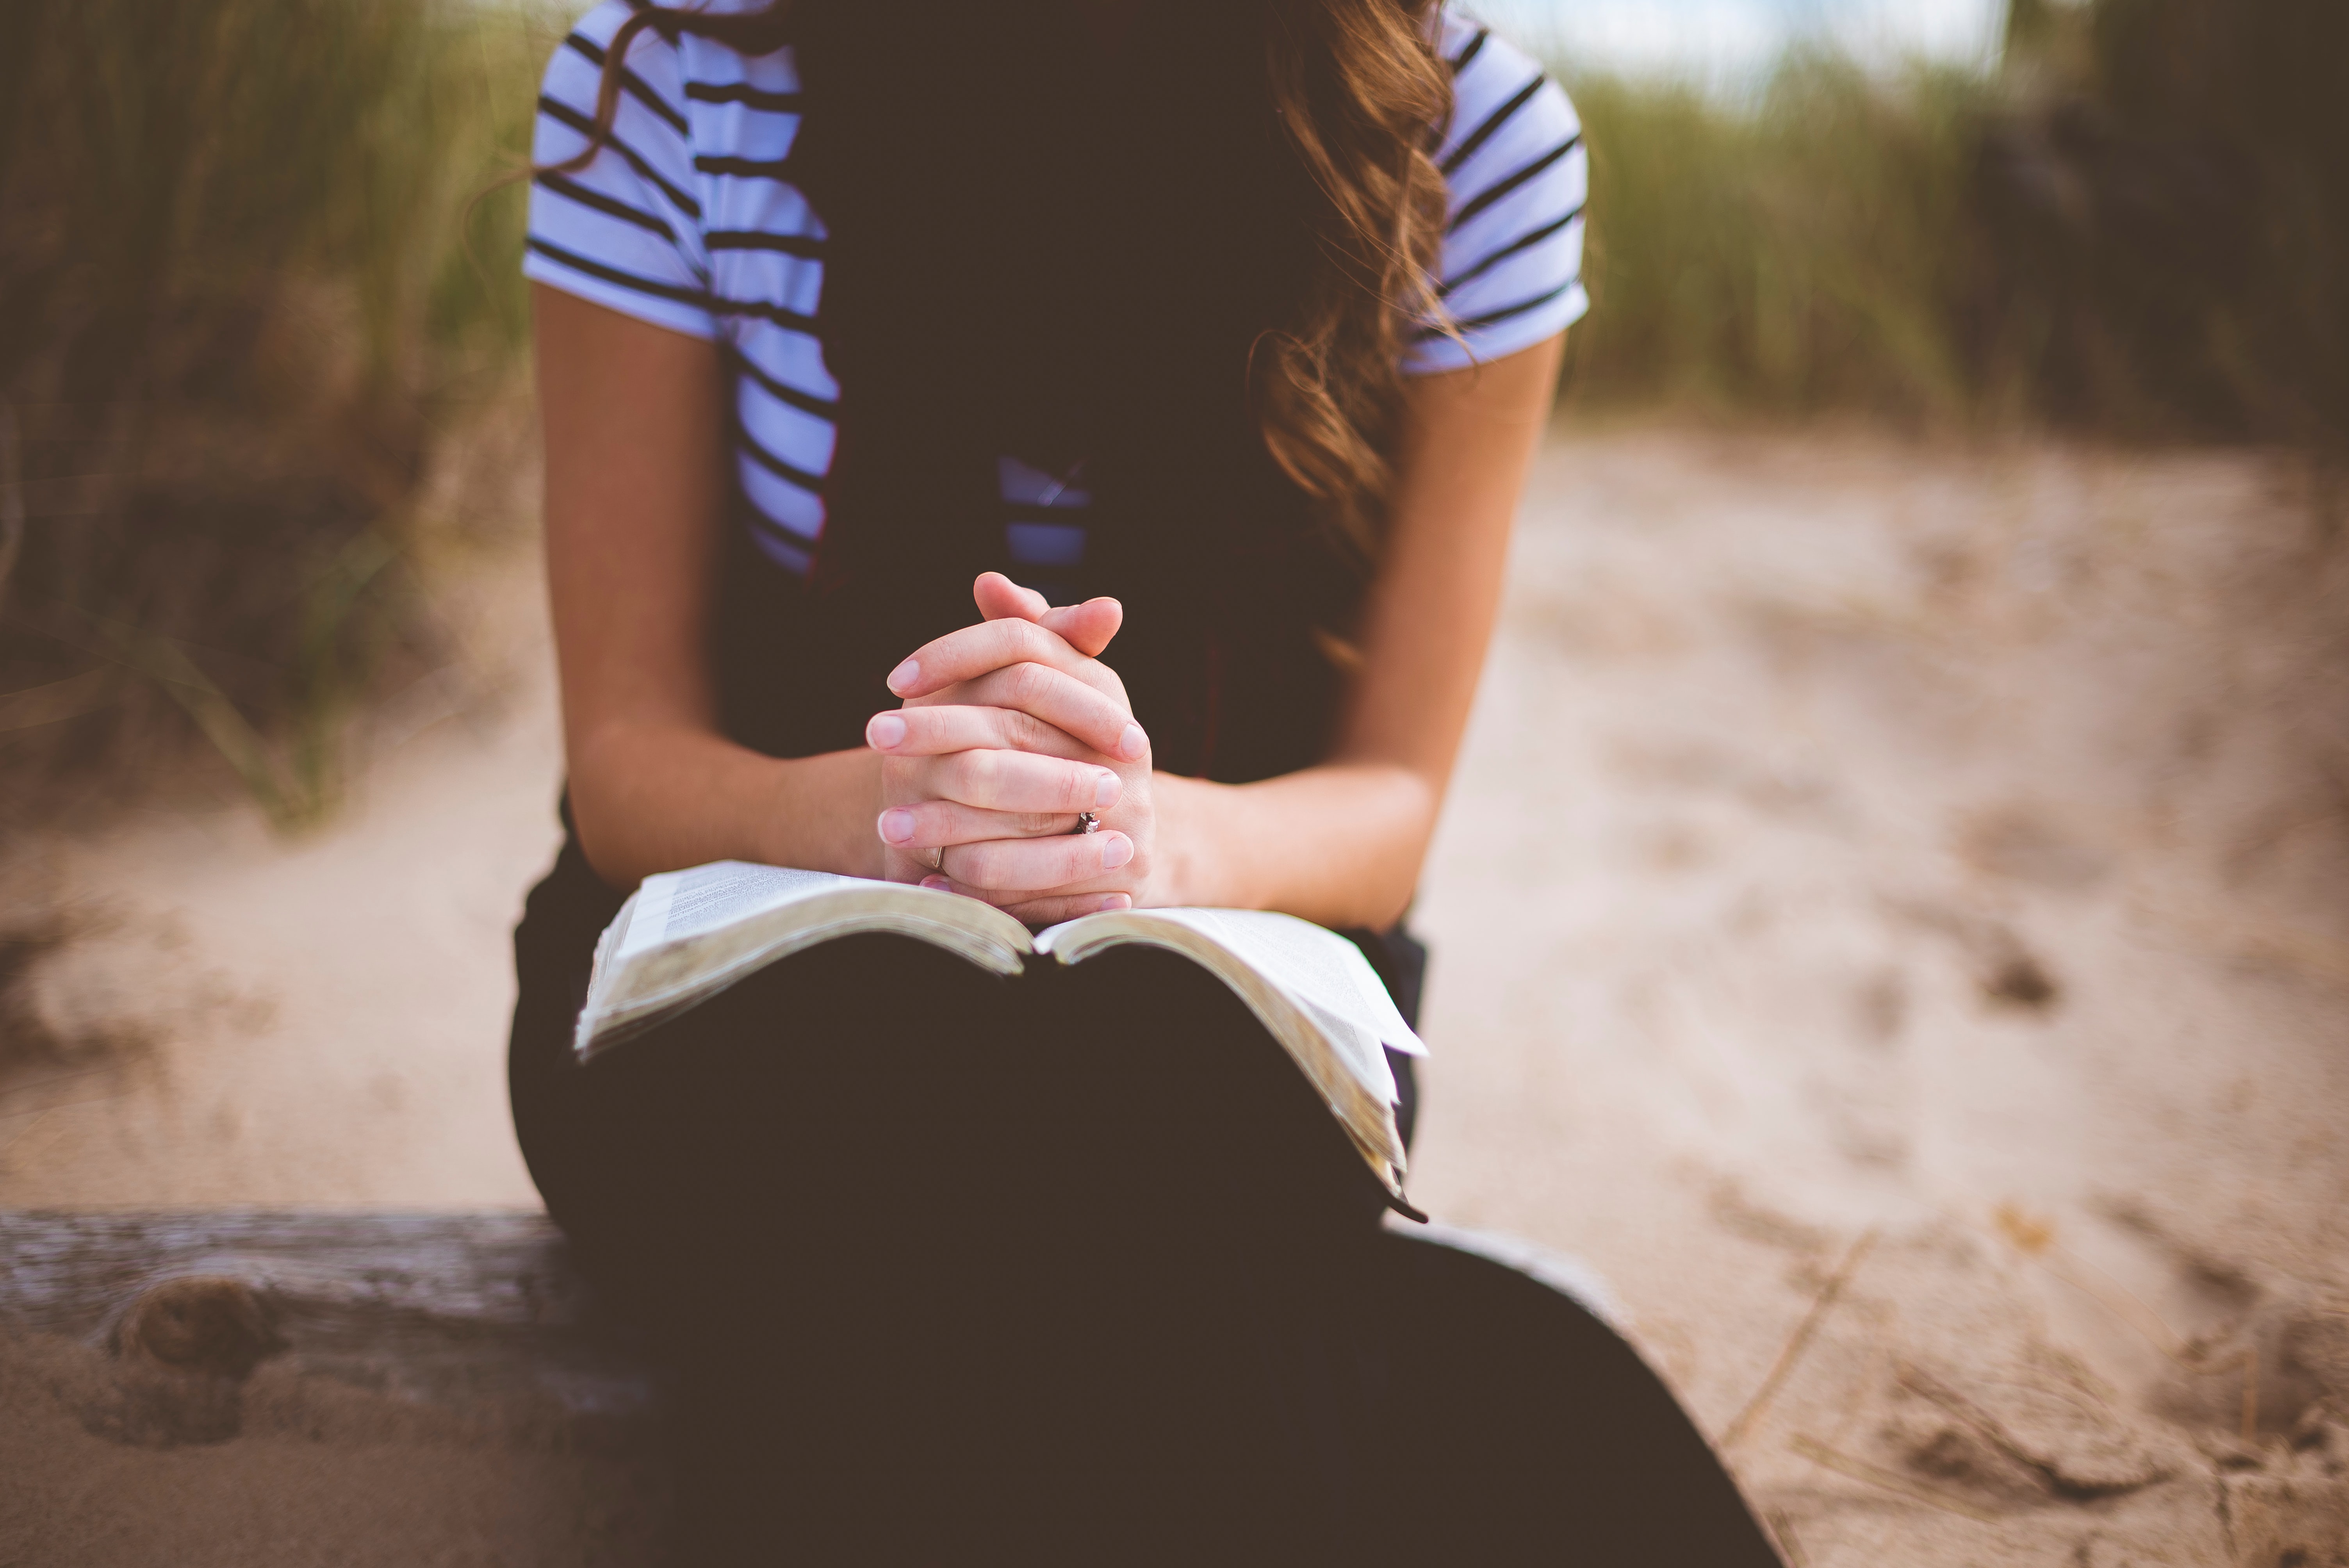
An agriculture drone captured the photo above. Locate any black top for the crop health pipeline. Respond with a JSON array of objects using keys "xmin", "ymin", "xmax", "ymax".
[
  {"xmin": 515, "ymin": 4, "xmax": 1424, "ymax": 1050},
  {"xmin": 715, "ymin": 0, "xmax": 1360, "ymax": 784}
]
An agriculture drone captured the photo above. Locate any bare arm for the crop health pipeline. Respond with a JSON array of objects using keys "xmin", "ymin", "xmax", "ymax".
[
  {"xmin": 536, "ymin": 285, "xmax": 882, "ymax": 885},
  {"xmin": 886, "ymin": 333, "xmax": 1564, "ymax": 929},
  {"xmin": 545, "ymin": 276, "xmax": 1555, "ymax": 914},
  {"xmin": 1155, "ymin": 333, "xmax": 1563, "ymax": 927}
]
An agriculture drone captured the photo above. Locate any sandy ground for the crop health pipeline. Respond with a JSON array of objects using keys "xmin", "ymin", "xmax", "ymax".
[{"xmin": 5, "ymin": 422, "xmax": 2348, "ymax": 1563}]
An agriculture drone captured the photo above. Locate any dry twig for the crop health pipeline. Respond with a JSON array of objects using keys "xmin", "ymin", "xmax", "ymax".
[
  {"xmin": 1722, "ymin": 1228, "xmax": 1879, "ymax": 1449},
  {"xmin": 1787, "ymin": 1433, "xmax": 2003, "ymax": 1525},
  {"xmin": 1994, "ymin": 1205, "xmax": 2261, "ymax": 1439}
]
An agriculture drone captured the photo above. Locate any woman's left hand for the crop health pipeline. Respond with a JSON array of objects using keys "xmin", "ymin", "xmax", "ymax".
[{"xmin": 872, "ymin": 574, "xmax": 1164, "ymax": 925}]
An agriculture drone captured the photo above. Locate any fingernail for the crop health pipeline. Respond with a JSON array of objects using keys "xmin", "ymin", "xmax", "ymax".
[
  {"xmin": 879, "ymin": 807, "xmax": 917, "ymax": 844},
  {"xmin": 1100, "ymin": 833, "xmax": 1133, "ymax": 870},
  {"xmin": 920, "ymin": 875, "xmax": 951, "ymax": 891},
  {"xmin": 1093, "ymin": 771, "xmax": 1121, "ymax": 809},
  {"xmin": 868, "ymin": 712, "xmax": 908, "ymax": 749},
  {"xmin": 1096, "ymin": 894, "xmax": 1132, "ymax": 912},
  {"xmin": 886, "ymin": 658, "xmax": 920, "ymax": 694},
  {"xmin": 1118, "ymin": 722, "xmax": 1146, "ymax": 761}
]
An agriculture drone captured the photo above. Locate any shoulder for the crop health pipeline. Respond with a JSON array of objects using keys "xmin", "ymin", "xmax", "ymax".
[
  {"xmin": 1432, "ymin": 11, "xmax": 1582, "ymax": 202},
  {"xmin": 1406, "ymin": 12, "xmax": 1590, "ymax": 372},
  {"xmin": 544, "ymin": 2, "xmax": 691, "ymax": 112},
  {"xmin": 542, "ymin": 3, "xmax": 804, "ymax": 161},
  {"xmin": 543, "ymin": 2, "xmax": 800, "ymax": 119},
  {"xmin": 528, "ymin": 4, "xmax": 720, "ymax": 337}
]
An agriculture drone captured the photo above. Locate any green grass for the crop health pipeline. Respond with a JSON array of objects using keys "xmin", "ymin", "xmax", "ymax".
[{"xmin": 0, "ymin": 0, "xmax": 551, "ymax": 827}]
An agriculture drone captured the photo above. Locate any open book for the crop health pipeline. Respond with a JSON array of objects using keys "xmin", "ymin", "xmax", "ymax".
[{"xmin": 577, "ymin": 861, "xmax": 1427, "ymax": 1206}]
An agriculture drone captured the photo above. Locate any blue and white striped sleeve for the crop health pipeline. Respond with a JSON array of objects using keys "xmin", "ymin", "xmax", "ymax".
[
  {"xmin": 1406, "ymin": 19, "xmax": 1589, "ymax": 374},
  {"xmin": 524, "ymin": 3, "xmax": 715, "ymax": 340}
]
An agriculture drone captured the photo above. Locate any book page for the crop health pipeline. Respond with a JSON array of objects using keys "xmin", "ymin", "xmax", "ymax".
[
  {"xmin": 1155, "ymin": 912, "xmax": 1423, "ymax": 1115},
  {"xmin": 1041, "ymin": 908, "xmax": 1423, "ymax": 1055},
  {"xmin": 1032, "ymin": 907, "xmax": 1418, "ymax": 1198},
  {"xmin": 575, "ymin": 878, "xmax": 1417, "ymax": 1205},
  {"xmin": 577, "ymin": 865, "xmax": 1032, "ymax": 1060},
  {"xmin": 616, "ymin": 862, "xmax": 860, "ymax": 961}
]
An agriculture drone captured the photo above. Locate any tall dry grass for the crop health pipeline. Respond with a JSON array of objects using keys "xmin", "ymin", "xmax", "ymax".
[
  {"xmin": 1984, "ymin": 0, "xmax": 2347, "ymax": 448},
  {"xmin": 2, "ymin": 0, "xmax": 2340, "ymax": 829},
  {"xmin": 0, "ymin": 0, "xmax": 549, "ymax": 829},
  {"xmin": 1559, "ymin": 0, "xmax": 2349, "ymax": 452},
  {"xmin": 1558, "ymin": 56, "xmax": 1994, "ymax": 423}
]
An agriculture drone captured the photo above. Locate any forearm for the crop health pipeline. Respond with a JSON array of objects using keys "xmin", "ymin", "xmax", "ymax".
[
  {"xmin": 1154, "ymin": 339, "xmax": 1564, "ymax": 931},
  {"xmin": 566, "ymin": 721, "xmax": 883, "ymax": 888},
  {"xmin": 1155, "ymin": 763, "xmax": 1437, "ymax": 929}
]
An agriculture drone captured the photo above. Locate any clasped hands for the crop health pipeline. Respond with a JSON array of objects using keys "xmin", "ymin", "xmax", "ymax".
[{"xmin": 866, "ymin": 572, "xmax": 1157, "ymax": 926}]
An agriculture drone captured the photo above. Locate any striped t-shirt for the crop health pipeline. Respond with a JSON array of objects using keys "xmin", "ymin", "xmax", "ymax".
[{"xmin": 526, "ymin": 5, "xmax": 1588, "ymax": 576}]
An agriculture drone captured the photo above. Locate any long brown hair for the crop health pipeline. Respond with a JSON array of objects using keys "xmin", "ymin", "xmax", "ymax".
[
  {"xmin": 554, "ymin": 1, "xmax": 1454, "ymax": 561},
  {"xmin": 1255, "ymin": 0, "xmax": 1452, "ymax": 559}
]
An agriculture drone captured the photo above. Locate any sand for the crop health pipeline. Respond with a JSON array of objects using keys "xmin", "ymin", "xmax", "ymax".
[{"xmin": 4, "ymin": 422, "xmax": 2347, "ymax": 1563}]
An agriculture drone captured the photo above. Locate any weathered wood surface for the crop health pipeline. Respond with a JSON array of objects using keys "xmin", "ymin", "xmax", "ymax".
[
  {"xmin": 0, "ymin": 1208, "xmax": 656, "ymax": 1421},
  {"xmin": 0, "ymin": 1212, "xmax": 669, "ymax": 1564}
]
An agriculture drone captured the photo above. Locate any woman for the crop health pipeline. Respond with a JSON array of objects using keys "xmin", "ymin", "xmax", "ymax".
[{"xmin": 512, "ymin": 1, "xmax": 1782, "ymax": 1561}]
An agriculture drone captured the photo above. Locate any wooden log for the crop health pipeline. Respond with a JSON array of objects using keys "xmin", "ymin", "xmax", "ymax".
[
  {"xmin": 0, "ymin": 1211, "xmax": 681, "ymax": 1568},
  {"xmin": 0, "ymin": 1210, "xmax": 669, "ymax": 1565},
  {"xmin": 0, "ymin": 1208, "xmax": 656, "ymax": 1422}
]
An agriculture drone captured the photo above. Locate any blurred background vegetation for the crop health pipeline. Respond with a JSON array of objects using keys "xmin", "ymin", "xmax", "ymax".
[
  {"xmin": 1561, "ymin": 0, "xmax": 2348, "ymax": 447},
  {"xmin": 0, "ymin": 0, "xmax": 2341, "ymax": 825},
  {"xmin": 0, "ymin": 0, "xmax": 548, "ymax": 828}
]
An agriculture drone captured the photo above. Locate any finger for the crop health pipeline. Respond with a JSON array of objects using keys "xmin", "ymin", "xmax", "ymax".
[
  {"xmin": 869, "ymin": 704, "xmax": 1092, "ymax": 761},
  {"xmin": 886, "ymin": 617, "xmax": 1123, "ymax": 704},
  {"xmin": 877, "ymin": 799, "xmax": 1088, "ymax": 850},
  {"xmin": 971, "ymin": 572, "xmax": 1123, "ymax": 660},
  {"xmin": 877, "ymin": 675, "xmax": 1142, "ymax": 763},
  {"xmin": 971, "ymin": 571, "xmax": 1049, "ymax": 625},
  {"xmin": 910, "ymin": 748, "xmax": 1123, "ymax": 815},
  {"xmin": 1000, "ymin": 891, "xmax": 1135, "ymax": 925},
  {"xmin": 918, "ymin": 874, "xmax": 1135, "ymax": 924},
  {"xmin": 1037, "ymin": 598, "xmax": 1121, "ymax": 659},
  {"xmin": 871, "ymin": 683, "xmax": 1140, "ymax": 763},
  {"xmin": 937, "ymin": 829, "xmax": 1135, "ymax": 893},
  {"xmin": 955, "ymin": 666, "xmax": 1144, "ymax": 759}
]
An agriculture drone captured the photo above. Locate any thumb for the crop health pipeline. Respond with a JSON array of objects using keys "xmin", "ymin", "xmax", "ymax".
[
  {"xmin": 971, "ymin": 571, "xmax": 1123, "ymax": 659},
  {"xmin": 971, "ymin": 571, "xmax": 1048, "ymax": 625},
  {"xmin": 1040, "ymin": 597, "xmax": 1122, "ymax": 658}
]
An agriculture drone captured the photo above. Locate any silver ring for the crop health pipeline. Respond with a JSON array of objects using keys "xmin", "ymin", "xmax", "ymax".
[{"xmin": 1072, "ymin": 811, "xmax": 1099, "ymax": 836}]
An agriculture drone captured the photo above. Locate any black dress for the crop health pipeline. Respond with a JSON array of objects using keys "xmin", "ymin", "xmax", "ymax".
[{"xmin": 509, "ymin": 5, "xmax": 1782, "ymax": 1561}]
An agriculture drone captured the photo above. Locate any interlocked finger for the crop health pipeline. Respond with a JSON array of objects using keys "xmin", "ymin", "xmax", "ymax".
[
  {"xmin": 990, "ymin": 891, "xmax": 1136, "ymax": 926},
  {"xmin": 877, "ymin": 799, "xmax": 1093, "ymax": 853},
  {"xmin": 869, "ymin": 689, "xmax": 1140, "ymax": 764},
  {"xmin": 919, "ymin": 870, "xmax": 1134, "ymax": 919},
  {"xmin": 911, "ymin": 747, "xmax": 1122, "ymax": 816},
  {"xmin": 935, "ymin": 829, "xmax": 1134, "ymax": 892},
  {"xmin": 887, "ymin": 617, "xmax": 1130, "ymax": 708}
]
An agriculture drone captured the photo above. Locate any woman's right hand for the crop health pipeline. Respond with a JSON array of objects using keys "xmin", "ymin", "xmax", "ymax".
[{"xmin": 866, "ymin": 577, "xmax": 1151, "ymax": 919}]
